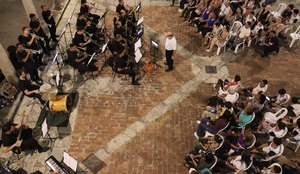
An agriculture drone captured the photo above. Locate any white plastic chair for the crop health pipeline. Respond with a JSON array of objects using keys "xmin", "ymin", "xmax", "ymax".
[
  {"xmin": 286, "ymin": 138, "xmax": 300, "ymax": 152},
  {"xmin": 261, "ymin": 144, "xmax": 284, "ymax": 162},
  {"xmin": 216, "ymin": 33, "xmax": 231, "ymax": 55},
  {"xmin": 234, "ymin": 39, "xmax": 246, "ymax": 53},
  {"xmin": 217, "ymin": 120, "xmax": 231, "ymax": 134},
  {"xmin": 280, "ymin": 94, "xmax": 291, "ymax": 105},
  {"xmin": 289, "ymin": 25, "xmax": 300, "ymax": 48},
  {"xmin": 244, "ymin": 158, "xmax": 253, "ymax": 171},
  {"xmin": 269, "ymin": 127, "xmax": 288, "ymax": 141},
  {"xmin": 264, "ymin": 108, "xmax": 288, "ymax": 124},
  {"xmin": 267, "ymin": 163, "xmax": 283, "ymax": 174},
  {"xmin": 209, "ymin": 155, "xmax": 218, "ymax": 170},
  {"xmin": 271, "ymin": 3, "xmax": 287, "ymax": 18},
  {"xmin": 230, "ymin": 21, "xmax": 243, "ymax": 37},
  {"xmin": 238, "ymin": 134, "xmax": 256, "ymax": 150}
]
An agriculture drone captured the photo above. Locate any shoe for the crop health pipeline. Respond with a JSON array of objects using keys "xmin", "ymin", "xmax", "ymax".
[
  {"xmin": 131, "ymin": 82, "xmax": 141, "ymax": 86},
  {"xmin": 38, "ymin": 147, "xmax": 50, "ymax": 153},
  {"xmin": 206, "ymin": 49, "xmax": 211, "ymax": 52},
  {"xmin": 55, "ymin": 35, "xmax": 60, "ymax": 37},
  {"xmin": 164, "ymin": 62, "xmax": 167, "ymax": 65},
  {"xmin": 196, "ymin": 120, "xmax": 201, "ymax": 124},
  {"xmin": 52, "ymin": 39, "xmax": 59, "ymax": 42},
  {"xmin": 165, "ymin": 69, "xmax": 173, "ymax": 72}
]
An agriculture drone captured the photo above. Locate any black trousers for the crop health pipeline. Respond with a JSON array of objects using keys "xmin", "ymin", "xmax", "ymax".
[
  {"xmin": 47, "ymin": 22, "xmax": 57, "ymax": 40},
  {"xmin": 26, "ymin": 68, "xmax": 40, "ymax": 82},
  {"xmin": 20, "ymin": 128, "xmax": 43, "ymax": 152},
  {"xmin": 172, "ymin": 0, "xmax": 175, "ymax": 5},
  {"xmin": 263, "ymin": 46, "xmax": 279, "ymax": 56},
  {"xmin": 166, "ymin": 50, "xmax": 174, "ymax": 70}
]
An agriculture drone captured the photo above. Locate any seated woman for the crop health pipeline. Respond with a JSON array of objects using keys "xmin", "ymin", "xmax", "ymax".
[
  {"xmin": 204, "ymin": 21, "xmax": 223, "ymax": 46},
  {"xmin": 229, "ymin": 129, "xmax": 254, "ymax": 153},
  {"xmin": 219, "ymin": 150, "xmax": 252, "ymax": 173},
  {"xmin": 206, "ymin": 25, "xmax": 230, "ymax": 52},
  {"xmin": 267, "ymin": 121, "xmax": 287, "ymax": 140},
  {"xmin": 195, "ymin": 6, "xmax": 212, "ymax": 31},
  {"xmin": 195, "ymin": 102, "xmax": 233, "ymax": 138},
  {"xmin": 233, "ymin": 107, "xmax": 254, "ymax": 127},
  {"xmin": 198, "ymin": 12, "xmax": 217, "ymax": 37},
  {"xmin": 198, "ymin": 135, "xmax": 223, "ymax": 152}
]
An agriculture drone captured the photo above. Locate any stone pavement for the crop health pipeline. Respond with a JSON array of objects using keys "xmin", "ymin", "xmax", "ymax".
[{"xmin": 1, "ymin": 0, "xmax": 300, "ymax": 173}]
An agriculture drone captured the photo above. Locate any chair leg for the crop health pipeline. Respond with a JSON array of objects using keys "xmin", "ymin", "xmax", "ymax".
[
  {"xmin": 112, "ymin": 72, "xmax": 116, "ymax": 82},
  {"xmin": 290, "ymin": 39, "xmax": 295, "ymax": 48},
  {"xmin": 217, "ymin": 47, "xmax": 221, "ymax": 55},
  {"xmin": 295, "ymin": 143, "xmax": 300, "ymax": 152}
]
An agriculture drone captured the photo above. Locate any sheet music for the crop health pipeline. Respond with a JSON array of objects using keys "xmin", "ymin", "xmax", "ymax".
[
  {"xmin": 63, "ymin": 151, "xmax": 78, "ymax": 172},
  {"xmin": 135, "ymin": 39, "xmax": 142, "ymax": 51},
  {"xmin": 135, "ymin": 48, "xmax": 142, "ymax": 63},
  {"xmin": 137, "ymin": 16, "xmax": 144, "ymax": 26},
  {"xmin": 101, "ymin": 42, "xmax": 108, "ymax": 54},
  {"xmin": 87, "ymin": 52, "xmax": 96, "ymax": 66},
  {"xmin": 42, "ymin": 118, "xmax": 48, "ymax": 138}
]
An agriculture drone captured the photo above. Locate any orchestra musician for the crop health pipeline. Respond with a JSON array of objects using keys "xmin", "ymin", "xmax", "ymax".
[
  {"xmin": 29, "ymin": 13, "xmax": 52, "ymax": 51},
  {"xmin": 17, "ymin": 69, "xmax": 45, "ymax": 105},
  {"xmin": 2, "ymin": 119, "xmax": 49, "ymax": 154},
  {"xmin": 16, "ymin": 43, "xmax": 42, "ymax": 84},
  {"xmin": 41, "ymin": 5, "xmax": 59, "ymax": 42},
  {"xmin": 109, "ymin": 34, "xmax": 126, "ymax": 55},
  {"xmin": 80, "ymin": 0, "xmax": 100, "ymax": 25},
  {"xmin": 72, "ymin": 27, "xmax": 98, "ymax": 54},
  {"xmin": 116, "ymin": 0, "xmax": 129, "ymax": 15},
  {"xmin": 119, "ymin": 10, "xmax": 128, "ymax": 27},
  {"xmin": 66, "ymin": 43, "xmax": 98, "ymax": 74},
  {"xmin": 114, "ymin": 51, "xmax": 140, "ymax": 86},
  {"xmin": 76, "ymin": 12, "xmax": 97, "ymax": 36},
  {"xmin": 18, "ymin": 26, "xmax": 47, "ymax": 65},
  {"xmin": 114, "ymin": 21, "xmax": 131, "ymax": 41}
]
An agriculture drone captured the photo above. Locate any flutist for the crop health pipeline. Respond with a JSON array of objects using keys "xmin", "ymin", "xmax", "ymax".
[
  {"xmin": 67, "ymin": 44, "xmax": 98, "ymax": 74},
  {"xmin": 41, "ymin": 5, "xmax": 59, "ymax": 42},
  {"xmin": 16, "ymin": 43, "xmax": 42, "ymax": 84},
  {"xmin": 72, "ymin": 28, "xmax": 98, "ymax": 54},
  {"xmin": 29, "ymin": 13, "xmax": 52, "ymax": 52}
]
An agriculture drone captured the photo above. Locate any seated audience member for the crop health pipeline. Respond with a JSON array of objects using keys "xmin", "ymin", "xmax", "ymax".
[
  {"xmin": 206, "ymin": 25, "xmax": 230, "ymax": 52},
  {"xmin": 233, "ymin": 107, "xmax": 254, "ymax": 127},
  {"xmin": 241, "ymin": 79, "xmax": 268, "ymax": 97},
  {"xmin": 229, "ymin": 129, "xmax": 254, "ymax": 152},
  {"xmin": 280, "ymin": 4, "xmax": 294, "ymax": 22},
  {"xmin": 219, "ymin": 150, "xmax": 252, "ymax": 172},
  {"xmin": 289, "ymin": 97, "xmax": 300, "ymax": 117},
  {"xmin": 267, "ymin": 121, "xmax": 287, "ymax": 140},
  {"xmin": 195, "ymin": 102, "xmax": 233, "ymax": 138},
  {"xmin": 198, "ymin": 12, "xmax": 217, "ymax": 36},
  {"xmin": 178, "ymin": 0, "xmax": 188, "ymax": 13},
  {"xmin": 257, "ymin": 5, "xmax": 272, "ymax": 26},
  {"xmin": 271, "ymin": 88, "xmax": 290, "ymax": 107},
  {"xmin": 188, "ymin": 1, "xmax": 205, "ymax": 23},
  {"xmin": 181, "ymin": 0, "xmax": 198, "ymax": 20},
  {"xmin": 251, "ymin": 21, "xmax": 264, "ymax": 39},
  {"xmin": 66, "ymin": 43, "xmax": 98, "ymax": 74},
  {"xmin": 244, "ymin": 11, "xmax": 256, "ymax": 27},
  {"xmin": 228, "ymin": 22, "xmax": 251, "ymax": 51},
  {"xmin": 17, "ymin": 69, "xmax": 44, "ymax": 105},
  {"xmin": 2, "ymin": 120, "xmax": 48, "ymax": 153},
  {"xmin": 234, "ymin": 7, "xmax": 244, "ymax": 22},
  {"xmin": 260, "ymin": 163, "xmax": 282, "ymax": 174},
  {"xmin": 287, "ymin": 118, "xmax": 300, "ymax": 142},
  {"xmin": 204, "ymin": 21, "xmax": 223, "ymax": 46},
  {"xmin": 260, "ymin": 30, "xmax": 279, "ymax": 58},
  {"xmin": 246, "ymin": 93, "xmax": 267, "ymax": 112},
  {"xmin": 251, "ymin": 137, "xmax": 282, "ymax": 161},
  {"xmin": 195, "ymin": 6, "xmax": 212, "ymax": 30},
  {"xmin": 288, "ymin": 9, "xmax": 300, "ymax": 24},
  {"xmin": 198, "ymin": 135, "xmax": 223, "ymax": 151},
  {"xmin": 218, "ymin": 75, "xmax": 242, "ymax": 96},
  {"xmin": 184, "ymin": 152, "xmax": 215, "ymax": 172},
  {"xmin": 263, "ymin": 0, "xmax": 277, "ymax": 6}
]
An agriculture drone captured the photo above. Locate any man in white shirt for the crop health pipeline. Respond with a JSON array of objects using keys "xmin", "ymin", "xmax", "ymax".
[
  {"xmin": 251, "ymin": 137, "xmax": 282, "ymax": 160},
  {"xmin": 165, "ymin": 32, "xmax": 177, "ymax": 72},
  {"xmin": 229, "ymin": 22, "xmax": 251, "ymax": 50},
  {"xmin": 288, "ymin": 9, "xmax": 300, "ymax": 24}
]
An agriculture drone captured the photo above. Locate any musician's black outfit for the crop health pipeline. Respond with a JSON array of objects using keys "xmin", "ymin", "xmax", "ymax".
[
  {"xmin": 109, "ymin": 39, "xmax": 125, "ymax": 55},
  {"xmin": 7, "ymin": 45, "xmax": 23, "ymax": 71},
  {"xmin": 80, "ymin": 4, "xmax": 100, "ymax": 25},
  {"xmin": 18, "ymin": 35, "xmax": 45, "ymax": 67},
  {"xmin": 42, "ymin": 10, "xmax": 58, "ymax": 42},
  {"xmin": 29, "ymin": 20, "xmax": 51, "ymax": 51},
  {"xmin": 116, "ymin": 4, "xmax": 128, "ymax": 15},
  {"xmin": 72, "ymin": 32, "xmax": 97, "ymax": 55},
  {"xmin": 2, "ymin": 125, "xmax": 44, "ymax": 153},
  {"xmin": 76, "ymin": 18, "xmax": 96, "ymax": 35},
  {"xmin": 114, "ymin": 55, "xmax": 139, "ymax": 85},
  {"xmin": 18, "ymin": 78, "xmax": 45, "ymax": 105},
  {"xmin": 67, "ymin": 49, "xmax": 98, "ymax": 74},
  {"xmin": 16, "ymin": 50, "xmax": 40, "ymax": 82}
]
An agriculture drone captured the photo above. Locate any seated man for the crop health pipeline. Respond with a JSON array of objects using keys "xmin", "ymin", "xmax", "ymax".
[
  {"xmin": 261, "ymin": 30, "xmax": 279, "ymax": 58},
  {"xmin": 66, "ymin": 43, "xmax": 98, "ymax": 74},
  {"xmin": 114, "ymin": 51, "xmax": 140, "ymax": 86},
  {"xmin": 240, "ymin": 79, "xmax": 268, "ymax": 97},
  {"xmin": 72, "ymin": 28, "xmax": 97, "ymax": 54},
  {"xmin": 271, "ymin": 88, "xmax": 290, "ymax": 107},
  {"xmin": 2, "ymin": 120, "xmax": 48, "ymax": 153},
  {"xmin": 184, "ymin": 151, "xmax": 215, "ymax": 172},
  {"xmin": 251, "ymin": 137, "xmax": 282, "ymax": 161},
  {"xmin": 289, "ymin": 97, "xmax": 300, "ymax": 117},
  {"xmin": 17, "ymin": 69, "xmax": 44, "ymax": 105}
]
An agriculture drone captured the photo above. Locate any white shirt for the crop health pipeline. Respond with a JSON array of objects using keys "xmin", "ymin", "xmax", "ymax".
[
  {"xmin": 219, "ymin": 4, "xmax": 230, "ymax": 17},
  {"xmin": 275, "ymin": 94, "xmax": 289, "ymax": 104},
  {"xmin": 291, "ymin": 104, "xmax": 300, "ymax": 116},
  {"xmin": 165, "ymin": 37, "xmax": 177, "ymax": 51},
  {"xmin": 239, "ymin": 26, "xmax": 251, "ymax": 39},
  {"xmin": 262, "ymin": 143, "xmax": 280, "ymax": 156},
  {"xmin": 230, "ymin": 156, "xmax": 246, "ymax": 170},
  {"xmin": 252, "ymin": 83, "xmax": 268, "ymax": 95},
  {"xmin": 289, "ymin": 14, "xmax": 300, "ymax": 24},
  {"xmin": 269, "ymin": 127, "xmax": 285, "ymax": 138},
  {"xmin": 252, "ymin": 25, "xmax": 264, "ymax": 35},
  {"xmin": 212, "ymin": 25, "xmax": 223, "ymax": 36},
  {"xmin": 246, "ymin": 15, "xmax": 256, "ymax": 23}
]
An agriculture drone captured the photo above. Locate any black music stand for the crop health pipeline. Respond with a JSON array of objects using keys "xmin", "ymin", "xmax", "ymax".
[
  {"xmin": 135, "ymin": 1, "xmax": 142, "ymax": 19},
  {"xmin": 83, "ymin": 52, "xmax": 99, "ymax": 85},
  {"xmin": 151, "ymin": 40, "xmax": 162, "ymax": 68},
  {"xmin": 100, "ymin": 10, "xmax": 111, "ymax": 41},
  {"xmin": 42, "ymin": 118, "xmax": 59, "ymax": 152}
]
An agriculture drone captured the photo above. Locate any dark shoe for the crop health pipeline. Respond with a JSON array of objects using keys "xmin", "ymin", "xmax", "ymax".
[
  {"xmin": 52, "ymin": 39, "xmax": 59, "ymax": 42},
  {"xmin": 55, "ymin": 35, "xmax": 60, "ymax": 37},
  {"xmin": 164, "ymin": 62, "xmax": 168, "ymax": 65},
  {"xmin": 165, "ymin": 69, "xmax": 173, "ymax": 72},
  {"xmin": 260, "ymin": 53, "xmax": 267, "ymax": 58},
  {"xmin": 131, "ymin": 81, "xmax": 141, "ymax": 86},
  {"xmin": 38, "ymin": 147, "xmax": 50, "ymax": 153}
]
